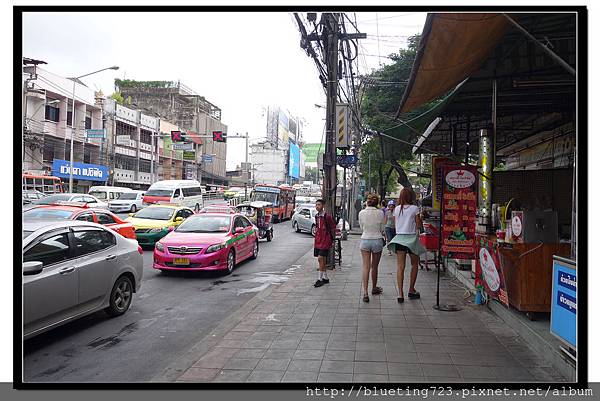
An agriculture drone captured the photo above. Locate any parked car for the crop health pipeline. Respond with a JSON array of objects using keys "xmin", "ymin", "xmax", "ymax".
[
  {"xmin": 24, "ymin": 204, "xmax": 136, "ymax": 240},
  {"xmin": 224, "ymin": 187, "xmax": 244, "ymax": 200},
  {"xmin": 22, "ymin": 220, "xmax": 143, "ymax": 339},
  {"xmin": 291, "ymin": 206, "xmax": 317, "ymax": 236},
  {"xmin": 23, "ymin": 190, "xmax": 47, "ymax": 204},
  {"xmin": 153, "ymin": 212, "xmax": 259, "ymax": 275},
  {"xmin": 109, "ymin": 190, "xmax": 145, "ymax": 213},
  {"xmin": 23, "ymin": 193, "xmax": 109, "ymax": 211},
  {"xmin": 126, "ymin": 204, "xmax": 195, "ymax": 246},
  {"xmin": 88, "ymin": 186, "xmax": 132, "ymax": 203}
]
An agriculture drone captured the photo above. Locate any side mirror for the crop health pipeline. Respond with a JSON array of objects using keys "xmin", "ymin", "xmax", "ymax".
[
  {"xmin": 234, "ymin": 227, "xmax": 245, "ymax": 234},
  {"xmin": 23, "ymin": 261, "xmax": 43, "ymax": 276},
  {"xmin": 174, "ymin": 217, "xmax": 184, "ymax": 223}
]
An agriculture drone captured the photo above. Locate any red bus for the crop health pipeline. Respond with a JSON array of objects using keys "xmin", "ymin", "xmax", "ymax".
[
  {"xmin": 250, "ymin": 184, "xmax": 296, "ymax": 223},
  {"xmin": 22, "ymin": 173, "xmax": 64, "ymax": 194}
]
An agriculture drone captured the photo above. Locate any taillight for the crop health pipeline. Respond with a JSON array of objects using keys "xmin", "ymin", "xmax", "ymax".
[{"xmin": 137, "ymin": 245, "xmax": 143, "ymax": 255}]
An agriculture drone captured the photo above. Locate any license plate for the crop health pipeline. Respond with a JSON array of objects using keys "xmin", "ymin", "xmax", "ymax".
[{"xmin": 173, "ymin": 258, "xmax": 190, "ymax": 265}]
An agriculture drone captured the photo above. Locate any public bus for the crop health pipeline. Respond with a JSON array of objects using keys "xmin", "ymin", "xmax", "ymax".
[
  {"xmin": 22, "ymin": 173, "xmax": 64, "ymax": 194},
  {"xmin": 250, "ymin": 184, "xmax": 296, "ymax": 223}
]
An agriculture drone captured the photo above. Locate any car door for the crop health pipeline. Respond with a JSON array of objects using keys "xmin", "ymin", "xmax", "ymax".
[
  {"xmin": 23, "ymin": 229, "xmax": 79, "ymax": 335},
  {"xmin": 240, "ymin": 216, "xmax": 255, "ymax": 257},
  {"xmin": 232, "ymin": 217, "xmax": 248, "ymax": 256},
  {"xmin": 71, "ymin": 226, "xmax": 118, "ymax": 312},
  {"xmin": 298, "ymin": 208, "xmax": 311, "ymax": 231},
  {"xmin": 95, "ymin": 211, "xmax": 119, "ymax": 231}
]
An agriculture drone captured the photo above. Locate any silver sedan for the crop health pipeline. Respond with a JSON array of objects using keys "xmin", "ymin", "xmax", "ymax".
[
  {"xmin": 291, "ymin": 206, "xmax": 317, "ymax": 236},
  {"xmin": 22, "ymin": 220, "xmax": 143, "ymax": 340}
]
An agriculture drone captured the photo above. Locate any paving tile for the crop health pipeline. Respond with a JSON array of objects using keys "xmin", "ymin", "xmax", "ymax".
[
  {"xmin": 288, "ymin": 359, "xmax": 322, "ymax": 372},
  {"xmin": 216, "ymin": 339, "xmax": 245, "ymax": 348},
  {"xmin": 383, "ymin": 327, "xmax": 411, "ymax": 335},
  {"xmin": 281, "ymin": 371, "xmax": 318, "ymax": 382},
  {"xmin": 420, "ymin": 364, "xmax": 460, "ymax": 378},
  {"xmin": 332, "ymin": 325, "xmax": 358, "ymax": 333},
  {"xmin": 256, "ymin": 358, "xmax": 291, "ymax": 371},
  {"xmin": 470, "ymin": 335, "xmax": 503, "ymax": 345},
  {"xmin": 355, "ymin": 342, "xmax": 386, "ymax": 351},
  {"xmin": 249, "ymin": 331, "xmax": 280, "ymax": 341},
  {"xmin": 306, "ymin": 326, "xmax": 332, "ymax": 333},
  {"xmin": 212, "ymin": 369, "xmax": 252, "ymax": 382},
  {"xmin": 233, "ymin": 348, "xmax": 267, "ymax": 359},
  {"xmin": 270, "ymin": 339, "xmax": 301, "ymax": 349},
  {"xmin": 443, "ymin": 344, "xmax": 478, "ymax": 354},
  {"xmin": 193, "ymin": 355, "xmax": 234, "ymax": 369},
  {"xmin": 326, "ymin": 340, "xmax": 356, "ymax": 351},
  {"xmin": 409, "ymin": 328, "xmax": 436, "ymax": 336},
  {"xmin": 356, "ymin": 333, "xmax": 384, "ymax": 342},
  {"xmin": 353, "ymin": 373, "xmax": 389, "ymax": 382},
  {"xmin": 324, "ymin": 349, "xmax": 355, "ymax": 361},
  {"xmin": 491, "ymin": 366, "xmax": 534, "ymax": 381},
  {"xmin": 411, "ymin": 335, "xmax": 440, "ymax": 344},
  {"xmin": 457, "ymin": 365, "xmax": 498, "ymax": 379},
  {"xmin": 385, "ymin": 342, "xmax": 416, "ymax": 353},
  {"xmin": 413, "ymin": 343, "xmax": 445, "ymax": 353},
  {"xmin": 482, "ymin": 355, "xmax": 523, "ymax": 367},
  {"xmin": 223, "ymin": 358, "xmax": 260, "ymax": 370},
  {"xmin": 241, "ymin": 339, "xmax": 273, "ymax": 349},
  {"xmin": 317, "ymin": 372, "xmax": 353, "ymax": 382},
  {"xmin": 177, "ymin": 367, "xmax": 219, "ymax": 382},
  {"xmin": 437, "ymin": 336, "xmax": 472, "ymax": 345},
  {"xmin": 417, "ymin": 352, "xmax": 453, "ymax": 364},
  {"xmin": 298, "ymin": 340, "xmax": 327, "ymax": 350},
  {"xmin": 426, "ymin": 376, "xmax": 466, "ymax": 382},
  {"xmin": 354, "ymin": 350, "xmax": 387, "ymax": 362},
  {"xmin": 302, "ymin": 333, "xmax": 331, "ymax": 342},
  {"xmin": 435, "ymin": 328, "xmax": 465, "ymax": 336},
  {"xmin": 354, "ymin": 361, "xmax": 388, "ymax": 375},
  {"xmin": 388, "ymin": 375, "xmax": 428, "ymax": 382},
  {"xmin": 262, "ymin": 348, "xmax": 296, "ymax": 359},
  {"xmin": 246, "ymin": 370, "xmax": 284, "ymax": 382},
  {"xmin": 330, "ymin": 333, "xmax": 357, "ymax": 342},
  {"xmin": 293, "ymin": 349, "xmax": 325, "ymax": 360},
  {"xmin": 386, "ymin": 351, "xmax": 419, "ymax": 364},
  {"xmin": 320, "ymin": 360, "xmax": 354, "ymax": 373},
  {"xmin": 224, "ymin": 331, "xmax": 249, "ymax": 340},
  {"xmin": 387, "ymin": 363, "xmax": 424, "ymax": 376}
]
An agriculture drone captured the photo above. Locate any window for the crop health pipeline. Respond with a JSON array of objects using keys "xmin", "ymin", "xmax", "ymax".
[
  {"xmin": 300, "ymin": 209, "xmax": 310, "ymax": 217},
  {"xmin": 182, "ymin": 186, "xmax": 201, "ymax": 197},
  {"xmin": 96, "ymin": 213, "xmax": 116, "ymax": 225},
  {"xmin": 173, "ymin": 188, "xmax": 181, "ymax": 198},
  {"xmin": 240, "ymin": 217, "xmax": 252, "ymax": 228},
  {"xmin": 234, "ymin": 217, "xmax": 245, "ymax": 229},
  {"xmin": 85, "ymin": 111, "xmax": 92, "ymax": 130},
  {"xmin": 75, "ymin": 213, "xmax": 95, "ymax": 222},
  {"xmin": 140, "ymin": 129, "xmax": 152, "ymax": 145},
  {"xmin": 24, "ymin": 233, "xmax": 70, "ymax": 267},
  {"xmin": 175, "ymin": 209, "xmax": 193, "ymax": 219},
  {"xmin": 72, "ymin": 228, "xmax": 115, "ymax": 256},
  {"xmin": 45, "ymin": 104, "xmax": 60, "ymax": 122},
  {"xmin": 83, "ymin": 196, "xmax": 98, "ymax": 204}
]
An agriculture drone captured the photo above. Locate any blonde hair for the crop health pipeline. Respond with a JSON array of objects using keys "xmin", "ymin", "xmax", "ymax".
[{"xmin": 366, "ymin": 193, "xmax": 380, "ymax": 207}]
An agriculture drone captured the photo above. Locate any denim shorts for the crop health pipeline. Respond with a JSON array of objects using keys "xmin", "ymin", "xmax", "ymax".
[{"xmin": 360, "ymin": 238, "xmax": 384, "ymax": 253}]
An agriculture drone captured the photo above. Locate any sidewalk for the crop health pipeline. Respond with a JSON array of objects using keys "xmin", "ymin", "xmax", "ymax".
[{"xmin": 174, "ymin": 235, "xmax": 568, "ymax": 383}]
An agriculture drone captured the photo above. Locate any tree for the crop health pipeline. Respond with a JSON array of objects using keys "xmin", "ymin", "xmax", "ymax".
[{"xmin": 109, "ymin": 91, "xmax": 132, "ymax": 106}]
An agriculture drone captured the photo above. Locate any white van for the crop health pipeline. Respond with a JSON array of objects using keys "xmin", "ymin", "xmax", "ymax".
[
  {"xmin": 143, "ymin": 180, "xmax": 204, "ymax": 212},
  {"xmin": 108, "ymin": 190, "xmax": 145, "ymax": 213},
  {"xmin": 88, "ymin": 186, "xmax": 132, "ymax": 202}
]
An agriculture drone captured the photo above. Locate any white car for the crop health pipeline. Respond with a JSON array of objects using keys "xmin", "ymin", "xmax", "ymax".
[
  {"xmin": 109, "ymin": 191, "xmax": 145, "ymax": 213},
  {"xmin": 23, "ymin": 193, "xmax": 109, "ymax": 211},
  {"xmin": 292, "ymin": 206, "xmax": 350, "ymax": 237}
]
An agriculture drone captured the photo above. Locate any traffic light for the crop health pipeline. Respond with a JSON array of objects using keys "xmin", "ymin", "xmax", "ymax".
[
  {"xmin": 213, "ymin": 131, "xmax": 227, "ymax": 142},
  {"xmin": 171, "ymin": 130, "xmax": 183, "ymax": 142}
]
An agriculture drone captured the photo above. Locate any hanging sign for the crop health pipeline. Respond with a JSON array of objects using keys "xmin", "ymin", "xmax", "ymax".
[
  {"xmin": 550, "ymin": 256, "xmax": 576, "ymax": 349},
  {"xmin": 511, "ymin": 211, "xmax": 524, "ymax": 243},
  {"xmin": 441, "ymin": 165, "xmax": 478, "ymax": 259},
  {"xmin": 335, "ymin": 103, "xmax": 350, "ymax": 148},
  {"xmin": 116, "ymin": 135, "xmax": 130, "ymax": 146},
  {"xmin": 85, "ymin": 129, "xmax": 106, "ymax": 139},
  {"xmin": 431, "ymin": 156, "xmax": 455, "ymax": 210},
  {"xmin": 475, "ymin": 234, "xmax": 509, "ymax": 307},
  {"xmin": 173, "ymin": 142, "xmax": 194, "ymax": 151},
  {"xmin": 183, "ymin": 150, "xmax": 196, "ymax": 161}
]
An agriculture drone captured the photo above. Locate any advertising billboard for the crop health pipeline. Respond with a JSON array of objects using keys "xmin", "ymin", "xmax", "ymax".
[
  {"xmin": 302, "ymin": 143, "xmax": 324, "ymax": 164},
  {"xmin": 52, "ymin": 159, "xmax": 109, "ymax": 182},
  {"xmin": 288, "ymin": 142, "xmax": 300, "ymax": 178}
]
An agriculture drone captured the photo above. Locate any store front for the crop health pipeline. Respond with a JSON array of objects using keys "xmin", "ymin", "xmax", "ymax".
[{"xmin": 51, "ymin": 159, "xmax": 109, "ymax": 193}]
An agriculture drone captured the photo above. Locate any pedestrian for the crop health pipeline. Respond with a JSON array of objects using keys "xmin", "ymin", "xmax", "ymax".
[
  {"xmin": 354, "ymin": 197, "xmax": 362, "ymax": 220},
  {"xmin": 383, "ymin": 200, "xmax": 396, "ymax": 256},
  {"xmin": 313, "ymin": 198, "xmax": 336, "ymax": 288},
  {"xmin": 358, "ymin": 193, "xmax": 386, "ymax": 302},
  {"xmin": 388, "ymin": 188, "xmax": 426, "ymax": 303}
]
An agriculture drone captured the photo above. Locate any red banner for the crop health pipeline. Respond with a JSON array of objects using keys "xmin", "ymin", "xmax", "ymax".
[
  {"xmin": 475, "ymin": 235, "xmax": 509, "ymax": 307},
  {"xmin": 441, "ymin": 165, "xmax": 478, "ymax": 259}
]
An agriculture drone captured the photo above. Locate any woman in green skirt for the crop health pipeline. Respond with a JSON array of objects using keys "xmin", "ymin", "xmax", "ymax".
[{"xmin": 388, "ymin": 188, "xmax": 426, "ymax": 303}]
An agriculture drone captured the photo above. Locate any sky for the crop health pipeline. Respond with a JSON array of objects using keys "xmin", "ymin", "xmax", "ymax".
[{"xmin": 22, "ymin": 11, "xmax": 426, "ymax": 170}]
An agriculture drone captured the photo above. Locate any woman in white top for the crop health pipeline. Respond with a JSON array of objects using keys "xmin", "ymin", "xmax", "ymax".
[
  {"xmin": 388, "ymin": 188, "xmax": 426, "ymax": 303},
  {"xmin": 358, "ymin": 193, "xmax": 385, "ymax": 302}
]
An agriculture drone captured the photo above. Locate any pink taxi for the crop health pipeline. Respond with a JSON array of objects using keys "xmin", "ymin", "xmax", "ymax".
[{"xmin": 153, "ymin": 212, "xmax": 259, "ymax": 274}]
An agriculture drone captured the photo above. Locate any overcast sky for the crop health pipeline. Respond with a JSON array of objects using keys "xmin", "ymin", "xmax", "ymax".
[{"xmin": 22, "ymin": 11, "xmax": 426, "ymax": 169}]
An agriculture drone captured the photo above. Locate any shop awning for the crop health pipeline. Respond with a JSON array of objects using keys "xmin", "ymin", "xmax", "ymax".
[
  {"xmin": 397, "ymin": 13, "xmax": 510, "ymax": 116},
  {"xmin": 185, "ymin": 131, "xmax": 203, "ymax": 145}
]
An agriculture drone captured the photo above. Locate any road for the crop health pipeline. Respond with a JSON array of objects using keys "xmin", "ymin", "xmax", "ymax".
[{"xmin": 23, "ymin": 220, "xmax": 314, "ymax": 382}]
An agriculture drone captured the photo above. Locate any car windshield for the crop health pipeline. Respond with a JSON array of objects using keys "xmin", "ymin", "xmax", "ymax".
[
  {"xmin": 24, "ymin": 209, "xmax": 74, "ymax": 220},
  {"xmin": 176, "ymin": 215, "xmax": 231, "ymax": 233},
  {"xmin": 31, "ymin": 194, "xmax": 72, "ymax": 205},
  {"xmin": 132, "ymin": 207, "xmax": 174, "ymax": 220},
  {"xmin": 251, "ymin": 192, "xmax": 278, "ymax": 204},
  {"xmin": 145, "ymin": 189, "xmax": 173, "ymax": 197},
  {"xmin": 23, "ymin": 230, "xmax": 34, "ymax": 239},
  {"xmin": 117, "ymin": 192, "xmax": 138, "ymax": 200},
  {"xmin": 89, "ymin": 191, "xmax": 107, "ymax": 200}
]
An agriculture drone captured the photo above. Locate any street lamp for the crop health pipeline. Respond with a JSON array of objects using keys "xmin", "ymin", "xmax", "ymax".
[{"xmin": 68, "ymin": 65, "xmax": 119, "ymax": 193}]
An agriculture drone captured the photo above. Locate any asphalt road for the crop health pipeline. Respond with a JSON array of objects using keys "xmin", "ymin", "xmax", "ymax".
[{"xmin": 23, "ymin": 220, "xmax": 314, "ymax": 382}]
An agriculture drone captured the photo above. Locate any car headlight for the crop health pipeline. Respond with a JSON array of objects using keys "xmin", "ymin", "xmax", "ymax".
[
  {"xmin": 148, "ymin": 227, "xmax": 165, "ymax": 233},
  {"xmin": 155, "ymin": 242, "xmax": 165, "ymax": 252},
  {"xmin": 205, "ymin": 243, "xmax": 226, "ymax": 254}
]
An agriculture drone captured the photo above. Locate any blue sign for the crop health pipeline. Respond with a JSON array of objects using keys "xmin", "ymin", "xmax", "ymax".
[
  {"xmin": 254, "ymin": 186, "xmax": 280, "ymax": 194},
  {"xmin": 52, "ymin": 159, "xmax": 109, "ymax": 182},
  {"xmin": 550, "ymin": 257, "xmax": 576, "ymax": 349},
  {"xmin": 85, "ymin": 129, "xmax": 106, "ymax": 139},
  {"xmin": 202, "ymin": 154, "xmax": 213, "ymax": 163},
  {"xmin": 336, "ymin": 154, "xmax": 358, "ymax": 167},
  {"xmin": 288, "ymin": 142, "xmax": 300, "ymax": 178}
]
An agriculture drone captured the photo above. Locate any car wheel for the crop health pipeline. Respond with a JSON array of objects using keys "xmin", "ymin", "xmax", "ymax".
[
  {"xmin": 226, "ymin": 249, "xmax": 235, "ymax": 275},
  {"xmin": 250, "ymin": 241, "xmax": 259, "ymax": 259},
  {"xmin": 194, "ymin": 203, "xmax": 200, "ymax": 213},
  {"xmin": 105, "ymin": 275, "xmax": 133, "ymax": 317},
  {"xmin": 130, "ymin": 204, "xmax": 137, "ymax": 213},
  {"xmin": 293, "ymin": 221, "xmax": 301, "ymax": 233},
  {"xmin": 311, "ymin": 224, "xmax": 317, "ymax": 237}
]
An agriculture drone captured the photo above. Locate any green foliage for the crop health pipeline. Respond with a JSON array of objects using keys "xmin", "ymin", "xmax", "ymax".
[
  {"xmin": 114, "ymin": 79, "xmax": 175, "ymax": 90},
  {"xmin": 110, "ymin": 91, "xmax": 124, "ymax": 104}
]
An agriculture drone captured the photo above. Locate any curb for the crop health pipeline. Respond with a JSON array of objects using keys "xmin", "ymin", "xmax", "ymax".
[{"xmin": 150, "ymin": 244, "xmax": 318, "ymax": 382}]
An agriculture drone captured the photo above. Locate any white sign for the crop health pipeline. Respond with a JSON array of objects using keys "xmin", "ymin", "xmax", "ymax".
[
  {"xmin": 173, "ymin": 142, "xmax": 194, "ymax": 151},
  {"xmin": 335, "ymin": 103, "xmax": 350, "ymax": 148},
  {"xmin": 479, "ymin": 248, "xmax": 500, "ymax": 291},
  {"xmin": 116, "ymin": 135, "xmax": 130, "ymax": 146},
  {"xmin": 445, "ymin": 169, "xmax": 476, "ymax": 188},
  {"xmin": 512, "ymin": 215, "xmax": 523, "ymax": 237}
]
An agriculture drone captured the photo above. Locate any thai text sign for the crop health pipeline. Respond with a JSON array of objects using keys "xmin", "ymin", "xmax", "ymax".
[
  {"xmin": 550, "ymin": 257, "xmax": 576, "ymax": 349},
  {"xmin": 441, "ymin": 165, "xmax": 478, "ymax": 259},
  {"xmin": 475, "ymin": 234, "xmax": 509, "ymax": 307},
  {"xmin": 52, "ymin": 159, "xmax": 108, "ymax": 182}
]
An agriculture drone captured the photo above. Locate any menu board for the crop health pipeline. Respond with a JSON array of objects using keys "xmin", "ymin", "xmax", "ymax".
[
  {"xmin": 475, "ymin": 234, "xmax": 509, "ymax": 307},
  {"xmin": 432, "ymin": 157, "xmax": 455, "ymax": 210},
  {"xmin": 441, "ymin": 165, "xmax": 478, "ymax": 260}
]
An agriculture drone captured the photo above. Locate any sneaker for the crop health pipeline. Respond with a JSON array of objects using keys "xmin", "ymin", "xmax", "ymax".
[
  {"xmin": 314, "ymin": 279, "xmax": 325, "ymax": 287},
  {"xmin": 321, "ymin": 278, "xmax": 330, "ymax": 284}
]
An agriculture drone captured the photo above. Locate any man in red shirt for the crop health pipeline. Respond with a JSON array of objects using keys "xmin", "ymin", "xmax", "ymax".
[{"xmin": 313, "ymin": 198, "xmax": 336, "ymax": 287}]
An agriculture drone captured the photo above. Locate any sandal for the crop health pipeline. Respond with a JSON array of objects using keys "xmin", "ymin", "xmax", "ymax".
[
  {"xmin": 371, "ymin": 286, "xmax": 383, "ymax": 295},
  {"xmin": 397, "ymin": 297, "xmax": 404, "ymax": 303},
  {"xmin": 408, "ymin": 291, "xmax": 421, "ymax": 299},
  {"xmin": 363, "ymin": 295, "xmax": 370, "ymax": 303}
]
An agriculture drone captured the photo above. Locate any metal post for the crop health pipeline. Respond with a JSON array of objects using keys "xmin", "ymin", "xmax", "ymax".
[
  {"xmin": 244, "ymin": 132, "xmax": 249, "ymax": 200},
  {"xmin": 492, "ymin": 79, "xmax": 498, "ymax": 169},
  {"xmin": 68, "ymin": 79, "xmax": 76, "ymax": 193}
]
